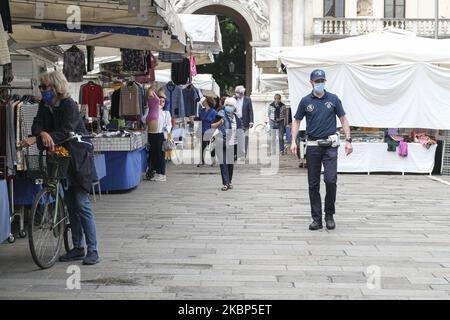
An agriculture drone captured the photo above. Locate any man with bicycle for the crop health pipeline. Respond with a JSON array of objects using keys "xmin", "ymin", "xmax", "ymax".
[{"xmin": 21, "ymin": 71, "xmax": 100, "ymax": 265}]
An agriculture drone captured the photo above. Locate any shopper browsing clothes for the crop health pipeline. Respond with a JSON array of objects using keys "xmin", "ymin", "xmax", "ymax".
[
  {"xmin": 148, "ymin": 92, "xmax": 172, "ymax": 182},
  {"xmin": 144, "ymin": 84, "xmax": 160, "ymax": 179},
  {"xmin": 198, "ymin": 96, "xmax": 217, "ymax": 167},
  {"xmin": 268, "ymin": 93, "xmax": 288, "ymax": 155},
  {"xmin": 20, "ymin": 71, "xmax": 100, "ymax": 265},
  {"xmin": 290, "ymin": 70, "xmax": 353, "ymax": 231},
  {"xmin": 211, "ymin": 97, "xmax": 243, "ymax": 191}
]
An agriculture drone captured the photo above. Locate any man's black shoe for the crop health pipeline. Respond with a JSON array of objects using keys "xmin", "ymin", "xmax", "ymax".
[
  {"xmin": 309, "ymin": 221, "xmax": 323, "ymax": 231},
  {"xmin": 59, "ymin": 247, "xmax": 85, "ymax": 262},
  {"xmin": 83, "ymin": 250, "xmax": 100, "ymax": 265},
  {"xmin": 325, "ymin": 215, "xmax": 336, "ymax": 230}
]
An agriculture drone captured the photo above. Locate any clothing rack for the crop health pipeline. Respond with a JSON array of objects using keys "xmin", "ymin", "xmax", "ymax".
[{"xmin": 0, "ymin": 88, "xmax": 34, "ymax": 243}]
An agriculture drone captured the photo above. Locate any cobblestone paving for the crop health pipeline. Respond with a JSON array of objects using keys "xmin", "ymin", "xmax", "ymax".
[{"xmin": 1, "ymin": 155, "xmax": 450, "ymax": 300}]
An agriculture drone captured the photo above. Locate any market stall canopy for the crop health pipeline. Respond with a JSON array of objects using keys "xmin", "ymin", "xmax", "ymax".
[
  {"xmin": 279, "ymin": 32, "xmax": 450, "ymax": 67},
  {"xmin": 9, "ymin": 0, "xmax": 188, "ymax": 52},
  {"xmin": 259, "ymin": 74, "xmax": 288, "ymax": 94},
  {"xmin": 256, "ymin": 47, "xmax": 294, "ymax": 68},
  {"xmin": 278, "ymin": 32, "xmax": 450, "ymax": 130},
  {"xmin": 179, "ymin": 14, "xmax": 222, "ymax": 55}
]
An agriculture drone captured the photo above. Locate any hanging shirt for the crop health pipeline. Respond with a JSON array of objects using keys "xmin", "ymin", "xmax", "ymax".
[
  {"xmin": 190, "ymin": 55, "xmax": 197, "ymax": 77},
  {"xmin": 164, "ymin": 83, "xmax": 185, "ymax": 118},
  {"xmin": 134, "ymin": 52, "xmax": 157, "ymax": 83},
  {"xmin": 110, "ymin": 88, "xmax": 121, "ymax": 119},
  {"xmin": 121, "ymin": 49, "xmax": 147, "ymax": 73},
  {"xmin": 82, "ymin": 83, "xmax": 103, "ymax": 117},
  {"xmin": 171, "ymin": 58, "xmax": 190, "ymax": 85},
  {"xmin": 119, "ymin": 82, "xmax": 141, "ymax": 116},
  {"xmin": 182, "ymin": 85, "xmax": 201, "ymax": 117},
  {"xmin": 63, "ymin": 45, "xmax": 87, "ymax": 82}
]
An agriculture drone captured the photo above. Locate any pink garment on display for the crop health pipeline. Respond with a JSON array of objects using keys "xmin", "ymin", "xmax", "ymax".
[
  {"xmin": 398, "ymin": 141, "xmax": 408, "ymax": 157},
  {"xmin": 146, "ymin": 93, "xmax": 160, "ymax": 123},
  {"xmin": 190, "ymin": 55, "xmax": 197, "ymax": 77}
]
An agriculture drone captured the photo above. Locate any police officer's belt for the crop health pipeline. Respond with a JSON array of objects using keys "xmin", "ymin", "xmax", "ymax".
[
  {"xmin": 306, "ymin": 140, "xmax": 332, "ymax": 147},
  {"xmin": 306, "ymin": 134, "xmax": 340, "ymax": 147}
]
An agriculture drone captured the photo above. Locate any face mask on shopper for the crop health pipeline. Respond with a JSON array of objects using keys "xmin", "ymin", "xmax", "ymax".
[
  {"xmin": 41, "ymin": 90, "xmax": 55, "ymax": 105},
  {"xmin": 314, "ymin": 83, "xmax": 325, "ymax": 94},
  {"xmin": 225, "ymin": 106, "xmax": 234, "ymax": 114}
]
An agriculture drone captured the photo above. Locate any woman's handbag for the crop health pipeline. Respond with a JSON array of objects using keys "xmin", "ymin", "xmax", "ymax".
[{"xmin": 162, "ymin": 139, "xmax": 176, "ymax": 152}]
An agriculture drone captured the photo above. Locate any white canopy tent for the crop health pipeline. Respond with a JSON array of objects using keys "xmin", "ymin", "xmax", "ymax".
[
  {"xmin": 178, "ymin": 14, "xmax": 222, "ymax": 55},
  {"xmin": 279, "ymin": 32, "xmax": 450, "ymax": 130},
  {"xmin": 259, "ymin": 74, "xmax": 288, "ymax": 94}
]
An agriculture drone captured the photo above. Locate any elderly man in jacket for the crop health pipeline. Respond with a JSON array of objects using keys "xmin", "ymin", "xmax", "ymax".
[{"xmin": 234, "ymin": 85, "xmax": 254, "ymax": 158}]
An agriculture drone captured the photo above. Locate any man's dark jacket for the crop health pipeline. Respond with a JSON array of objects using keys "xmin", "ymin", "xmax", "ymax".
[
  {"xmin": 32, "ymin": 98, "xmax": 95, "ymax": 192},
  {"xmin": 240, "ymin": 96, "xmax": 254, "ymax": 129}
]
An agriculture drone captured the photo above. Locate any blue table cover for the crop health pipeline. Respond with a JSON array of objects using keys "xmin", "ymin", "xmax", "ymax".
[
  {"xmin": 13, "ymin": 176, "xmax": 42, "ymax": 206},
  {"xmin": 94, "ymin": 154, "xmax": 106, "ymax": 181},
  {"xmin": 0, "ymin": 180, "xmax": 11, "ymax": 243},
  {"xmin": 100, "ymin": 147, "xmax": 147, "ymax": 192}
]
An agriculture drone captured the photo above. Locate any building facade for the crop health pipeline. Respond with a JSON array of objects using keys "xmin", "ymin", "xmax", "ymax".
[{"xmin": 173, "ymin": 0, "xmax": 450, "ymax": 125}]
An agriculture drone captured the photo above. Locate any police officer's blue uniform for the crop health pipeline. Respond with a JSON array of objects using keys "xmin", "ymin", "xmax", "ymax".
[{"xmin": 295, "ymin": 70, "xmax": 346, "ymax": 225}]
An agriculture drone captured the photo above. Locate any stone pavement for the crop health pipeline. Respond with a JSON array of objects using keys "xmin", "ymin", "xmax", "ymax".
[{"xmin": 1, "ymin": 155, "xmax": 450, "ymax": 300}]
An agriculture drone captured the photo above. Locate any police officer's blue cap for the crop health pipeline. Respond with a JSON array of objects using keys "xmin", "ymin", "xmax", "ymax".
[{"xmin": 310, "ymin": 69, "xmax": 326, "ymax": 81}]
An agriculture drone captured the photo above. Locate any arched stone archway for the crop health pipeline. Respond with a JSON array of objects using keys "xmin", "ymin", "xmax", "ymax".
[{"xmin": 174, "ymin": 0, "xmax": 271, "ymax": 94}]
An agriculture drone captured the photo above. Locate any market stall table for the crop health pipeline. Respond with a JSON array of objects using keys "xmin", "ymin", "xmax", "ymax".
[
  {"xmin": 13, "ymin": 175, "xmax": 42, "ymax": 206},
  {"xmin": 91, "ymin": 132, "xmax": 148, "ymax": 192},
  {"xmin": 337, "ymin": 143, "xmax": 437, "ymax": 174},
  {"xmin": 99, "ymin": 147, "xmax": 147, "ymax": 192}
]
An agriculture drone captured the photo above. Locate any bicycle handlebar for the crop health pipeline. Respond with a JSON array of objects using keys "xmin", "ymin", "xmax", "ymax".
[{"xmin": 56, "ymin": 132, "xmax": 96, "ymax": 146}]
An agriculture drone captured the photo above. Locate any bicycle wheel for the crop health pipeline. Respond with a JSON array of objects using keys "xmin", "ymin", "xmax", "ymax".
[{"xmin": 28, "ymin": 188, "xmax": 66, "ymax": 269}]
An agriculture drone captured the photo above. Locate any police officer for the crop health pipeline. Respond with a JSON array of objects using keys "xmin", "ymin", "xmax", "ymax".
[{"xmin": 290, "ymin": 70, "xmax": 353, "ymax": 231}]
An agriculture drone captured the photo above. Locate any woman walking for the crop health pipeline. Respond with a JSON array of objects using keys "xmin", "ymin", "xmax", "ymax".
[
  {"xmin": 211, "ymin": 97, "xmax": 242, "ymax": 191},
  {"xmin": 198, "ymin": 96, "xmax": 217, "ymax": 167}
]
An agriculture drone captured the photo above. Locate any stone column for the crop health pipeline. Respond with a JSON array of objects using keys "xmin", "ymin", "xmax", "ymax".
[
  {"xmin": 269, "ymin": 0, "xmax": 283, "ymax": 47},
  {"xmin": 292, "ymin": 0, "xmax": 305, "ymax": 46}
]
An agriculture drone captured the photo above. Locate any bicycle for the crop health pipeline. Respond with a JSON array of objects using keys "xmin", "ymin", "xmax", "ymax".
[{"xmin": 25, "ymin": 133, "xmax": 93, "ymax": 269}]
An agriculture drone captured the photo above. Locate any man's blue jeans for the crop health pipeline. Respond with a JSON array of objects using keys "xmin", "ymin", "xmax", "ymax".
[
  {"xmin": 270, "ymin": 123, "xmax": 285, "ymax": 154},
  {"xmin": 64, "ymin": 184, "xmax": 98, "ymax": 252}
]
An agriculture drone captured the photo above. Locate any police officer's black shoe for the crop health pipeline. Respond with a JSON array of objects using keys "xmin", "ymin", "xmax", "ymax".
[
  {"xmin": 325, "ymin": 215, "xmax": 336, "ymax": 230},
  {"xmin": 309, "ymin": 221, "xmax": 323, "ymax": 231}
]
